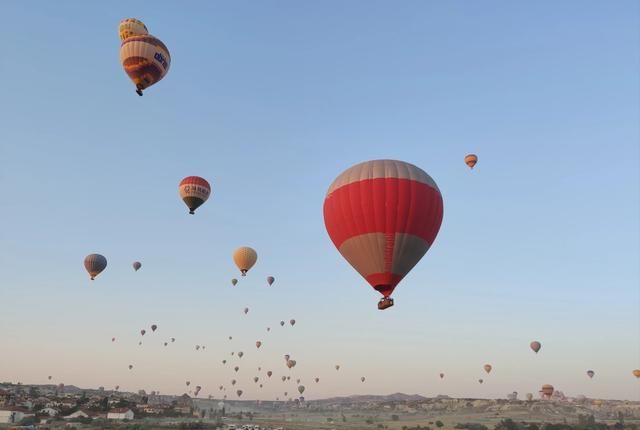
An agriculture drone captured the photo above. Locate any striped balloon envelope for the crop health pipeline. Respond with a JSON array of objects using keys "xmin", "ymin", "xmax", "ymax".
[
  {"xmin": 118, "ymin": 18, "xmax": 148, "ymax": 42},
  {"xmin": 120, "ymin": 34, "xmax": 170, "ymax": 95},
  {"xmin": 84, "ymin": 253, "xmax": 107, "ymax": 280},
  {"xmin": 323, "ymin": 160, "xmax": 443, "ymax": 309},
  {"xmin": 179, "ymin": 176, "xmax": 211, "ymax": 214}
]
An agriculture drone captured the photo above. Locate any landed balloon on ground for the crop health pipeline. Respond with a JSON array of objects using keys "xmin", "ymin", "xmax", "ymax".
[
  {"xmin": 84, "ymin": 254, "xmax": 107, "ymax": 280},
  {"xmin": 323, "ymin": 160, "xmax": 443, "ymax": 310}
]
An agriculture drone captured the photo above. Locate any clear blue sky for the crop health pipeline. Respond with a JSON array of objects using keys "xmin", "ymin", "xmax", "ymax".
[{"xmin": 1, "ymin": 1, "xmax": 638, "ymax": 401}]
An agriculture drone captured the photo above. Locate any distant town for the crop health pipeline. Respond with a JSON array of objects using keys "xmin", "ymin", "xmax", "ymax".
[{"xmin": 1, "ymin": 382, "xmax": 639, "ymax": 430}]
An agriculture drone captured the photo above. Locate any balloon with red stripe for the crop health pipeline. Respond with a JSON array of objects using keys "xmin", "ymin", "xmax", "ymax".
[
  {"xmin": 179, "ymin": 176, "xmax": 211, "ymax": 214},
  {"xmin": 323, "ymin": 160, "xmax": 444, "ymax": 310}
]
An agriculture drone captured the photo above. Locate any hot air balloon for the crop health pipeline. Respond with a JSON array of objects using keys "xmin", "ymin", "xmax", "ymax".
[
  {"xmin": 541, "ymin": 384, "xmax": 554, "ymax": 399},
  {"xmin": 258, "ymin": 367, "xmax": 261, "ymax": 371},
  {"xmin": 323, "ymin": 160, "xmax": 443, "ymax": 310},
  {"xmin": 140, "ymin": 330, "xmax": 146, "ymax": 336},
  {"xmin": 315, "ymin": 378, "xmax": 319, "ymax": 383},
  {"xmin": 231, "ymin": 379, "xmax": 237, "ymax": 386},
  {"xmin": 120, "ymin": 32, "xmax": 171, "ymax": 96},
  {"xmin": 287, "ymin": 360, "xmax": 296, "ymax": 369},
  {"xmin": 484, "ymin": 364, "xmax": 492, "ymax": 374},
  {"xmin": 361, "ymin": 377, "xmax": 366, "ymax": 382},
  {"xmin": 284, "ymin": 392, "xmax": 288, "ymax": 396},
  {"xmin": 296, "ymin": 379, "xmax": 300, "ymax": 384},
  {"xmin": 281, "ymin": 376, "xmax": 286, "ymax": 382},
  {"xmin": 439, "ymin": 373, "xmax": 444, "ymax": 379},
  {"xmin": 118, "ymin": 18, "xmax": 148, "ymax": 42},
  {"xmin": 256, "ymin": 341, "xmax": 262, "ymax": 349},
  {"xmin": 222, "ymin": 360, "xmax": 226, "ymax": 364},
  {"xmin": 254, "ymin": 377, "xmax": 259, "ymax": 383},
  {"xmin": 464, "ymin": 154, "xmax": 478, "ymax": 169},
  {"xmin": 48, "ymin": 376, "xmax": 52, "ymax": 380},
  {"xmin": 530, "ymin": 341, "xmax": 541, "ymax": 354},
  {"xmin": 151, "ymin": 324, "xmax": 157, "ymax": 332},
  {"xmin": 128, "ymin": 365, "xmax": 133, "ymax": 370},
  {"xmin": 267, "ymin": 327, "xmax": 270, "ymax": 332},
  {"xmin": 234, "ymin": 366, "xmax": 239, "ymax": 372},
  {"xmin": 267, "ymin": 371, "xmax": 272, "ymax": 378},
  {"xmin": 267, "ymin": 276, "xmax": 275, "ymax": 286},
  {"xmin": 231, "ymin": 278, "xmax": 238, "ymax": 286},
  {"xmin": 633, "ymin": 369, "xmax": 640, "ymax": 378},
  {"xmin": 164, "ymin": 342, "xmax": 168, "ymax": 346},
  {"xmin": 185, "ymin": 381, "xmax": 191, "ymax": 386},
  {"xmin": 138, "ymin": 341, "xmax": 142, "ymax": 345},
  {"xmin": 298, "ymin": 385, "xmax": 305, "ymax": 394},
  {"xmin": 290, "ymin": 319, "xmax": 296, "ymax": 326},
  {"xmin": 195, "ymin": 345, "xmax": 200, "ymax": 350},
  {"xmin": 587, "ymin": 370, "xmax": 595, "ymax": 379},
  {"xmin": 133, "ymin": 261, "xmax": 142, "ymax": 271},
  {"xmin": 219, "ymin": 385, "xmax": 223, "ymax": 391},
  {"xmin": 526, "ymin": 393, "xmax": 533, "ymax": 401},
  {"xmin": 478, "ymin": 379, "xmax": 483, "ymax": 384},
  {"xmin": 171, "ymin": 337, "xmax": 175, "ymax": 343},
  {"xmin": 335, "ymin": 365, "xmax": 340, "ymax": 371},
  {"xmin": 84, "ymin": 254, "xmax": 107, "ymax": 280},
  {"xmin": 202, "ymin": 346, "xmax": 206, "ymax": 350},
  {"xmin": 287, "ymin": 376, "xmax": 291, "ymax": 380},
  {"xmin": 284, "ymin": 354, "xmax": 290, "ymax": 361},
  {"xmin": 112, "ymin": 337, "xmax": 116, "ymax": 342},
  {"xmin": 233, "ymin": 246, "xmax": 258, "ymax": 276},
  {"xmin": 115, "ymin": 385, "xmax": 120, "ymax": 391},
  {"xmin": 259, "ymin": 384, "xmax": 263, "ymax": 388},
  {"xmin": 236, "ymin": 390, "xmax": 243, "ymax": 397},
  {"xmin": 231, "ymin": 352, "xmax": 235, "ymax": 356},
  {"xmin": 179, "ymin": 176, "xmax": 211, "ymax": 214},
  {"xmin": 243, "ymin": 308, "xmax": 249, "ymax": 315},
  {"xmin": 238, "ymin": 352, "xmax": 244, "ymax": 358}
]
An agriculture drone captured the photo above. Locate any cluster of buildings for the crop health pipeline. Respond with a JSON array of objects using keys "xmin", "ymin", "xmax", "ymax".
[{"xmin": 0, "ymin": 384, "xmax": 198, "ymax": 425}]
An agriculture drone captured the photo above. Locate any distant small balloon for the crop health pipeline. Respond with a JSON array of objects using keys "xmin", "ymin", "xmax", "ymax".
[
  {"xmin": 133, "ymin": 261, "xmax": 142, "ymax": 271},
  {"xmin": 254, "ymin": 377, "xmax": 259, "ymax": 383},
  {"xmin": 439, "ymin": 373, "xmax": 444, "ymax": 379},
  {"xmin": 231, "ymin": 379, "xmax": 236, "ymax": 385},
  {"xmin": 361, "ymin": 377, "xmax": 366, "ymax": 382},
  {"xmin": 587, "ymin": 370, "xmax": 595, "ymax": 379},
  {"xmin": 140, "ymin": 329, "xmax": 146, "ymax": 336},
  {"xmin": 267, "ymin": 276, "xmax": 275, "ymax": 286},
  {"xmin": 256, "ymin": 341, "xmax": 262, "ymax": 349},
  {"xmin": 236, "ymin": 390, "xmax": 243, "ymax": 397},
  {"xmin": 267, "ymin": 371, "xmax": 272, "ymax": 378},
  {"xmin": 290, "ymin": 319, "xmax": 296, "ymax": 326},
  {"xmin": 171, "ymin": 337, "xmax": 175, "ymax": 342},
  {"xmin": 484, "ymin": 364, "xmax": 492, "ymax": 374},
  {"xmin": 478, "ymin": 379, "xmax": 483, "ymax": 384},
  {"xmin": 280, "ymin": 321, "xmax": 285, "ymax": 326},
  {"xmin": 238, "ymin": 351, "xmax": 244, "ymax": 358},
  {"xmin": 526, "ymin": 393, "xmax": 533, "ymax": 401},
  {"xmin": 222, "ymin": 360, "xmax": 226, "ymax": 364},
  {"xmin": 465, "ymin": 154, "xmax": 478, "ymax": 169},
  {"xmin": 634, "ymin": 369, "xmax": 640, "ymax": 378},
  {"xmin": 234, "ymin": 366, "xmax": 239, "ymax": 372},
  {"xmin": 530, "ymin": 341, "xmax": 541, "ymax": 354},
  {"xmin": 231, "ymin": 278, "xmax": 238, "ymax": 286},
  {"xmin": 84, "ymin": 254, "xmax": 107, "ymax": 280},
  {"xmin": 128, "ymin": 365, "xmax": 133, "ymax": 370},
  {"xmin": 151, "ymin": 324, "xmax": 157, "ymax": 332},
  {"xmin": 315, "ymin": 378, "xmax": 319, "ymax": 383},
  {"xmin": 112, "ymin": 337, "xmax": 116, "ymax": 342},
  {"xmin": 244, "ymin": 307, "xmax": 249, "ymax": 315},
  {"xmin": 298, "ymin": 385, "xmax": 305, "ymax": 394},
  {"xmin": 335, "ymin": 365, "xmax": 340, "ymax": 371}
]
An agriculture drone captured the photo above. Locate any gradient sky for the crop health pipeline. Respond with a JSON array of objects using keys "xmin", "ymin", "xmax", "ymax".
[{"xmin": 1, "ymin": 1, "xmax": 639, "ymax": 401}]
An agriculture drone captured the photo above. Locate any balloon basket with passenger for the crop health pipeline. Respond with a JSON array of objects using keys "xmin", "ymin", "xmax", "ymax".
[{"xmin": 377, "ymin": 296, "xmax": 394, "ymax": 310}]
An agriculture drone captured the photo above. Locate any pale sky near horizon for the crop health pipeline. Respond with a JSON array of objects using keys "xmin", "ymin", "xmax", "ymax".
[{"xmin": 1, "ymin": 1, "xmax": 639, "ymax": 401}]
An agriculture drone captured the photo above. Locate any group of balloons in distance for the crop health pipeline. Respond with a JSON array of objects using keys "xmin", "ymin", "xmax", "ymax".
[{"xmin": 76, "ymin": 19, "xmax": 640, "ymax": 398}]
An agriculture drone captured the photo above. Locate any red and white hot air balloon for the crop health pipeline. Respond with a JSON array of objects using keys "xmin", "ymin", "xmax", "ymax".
[
  {"xmin": 323, "ymin": 160, "xmax": 444, "ymax": 310},
  {"xmin": 179, "ymin": 176, "xmax": 211, "ymax": 214}
]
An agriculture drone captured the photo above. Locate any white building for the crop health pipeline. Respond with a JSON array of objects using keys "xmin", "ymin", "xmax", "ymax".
[
  {"xmin": 107, "ymin": 408, "xmax": 134, "ymax": 420},
  {"xmin": 0, "ymin": 408, "xmax": 35, "ymax": 424},
  {"xmin": 64, "ymin": 410, "xmax": 90, "ymax": 419}
]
